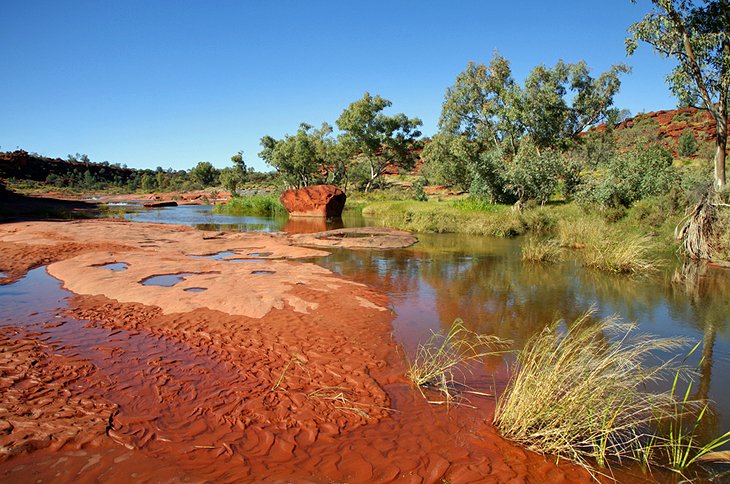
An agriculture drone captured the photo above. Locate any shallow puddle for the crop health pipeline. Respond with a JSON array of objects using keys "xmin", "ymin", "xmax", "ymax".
[
  {"xmin": 191, "ymin": 250, "xmax": 237, "ymax": 260},
  {"xmin": 95, "ymin": 262, "xmax": 129, "ymax": 271},
  {"xmin": 251, "ymin": 270, "xmax": 275, "ymax": 275},
  {"xmin": 183, "ymin": 287, "xmax": 207, "ymax": 293},
  {"xmin": 141, "ymin": 273, "xmax": 196, "ymax": 287}
]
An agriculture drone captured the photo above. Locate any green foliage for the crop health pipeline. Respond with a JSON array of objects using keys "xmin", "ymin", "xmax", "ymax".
[
  {"xmin": 259, "ymin": 123, "xmax": 339, "ymax": 189},
  {"xmin": 336, "ymin": 92, "xmax": 422, "ymax": 192},
  {"xmin": 421, "ymin": 134, "xmax": 476, "ymax": 192},
  {"xmin": 141, "ymin": 173, "xmax": 157, "ymax": 192},
  {"xmin": 440, "ymin": 52, "xmax": 629, "ymax": 153},
  {"xmin": 219, "ymin": 167, "xmax": 244, "ymax": 194},
  {"xmin": 469, "ymin": 149, "xmax": 514, "ymax": 203},
  {"xmin": 412, "ymin": 178, "xmax": 428, "ymax": 201},
  {"xmin": 439, "ymin": 54, "xmax": 522, "ymax": 151},
  {"xmin": 189, "ymin": 161, "xmax": 219, "ymax": 187},
  {"xmin": 678, "ymin": 128, "xmax": 699, "ymax": 157},
  {"xmin": 506, "ymin": 143, "xmax": 564, "ymax": 204},
  {"xmin": 577, "ymin": 145, "xmax": 679, "ymax": 208}
]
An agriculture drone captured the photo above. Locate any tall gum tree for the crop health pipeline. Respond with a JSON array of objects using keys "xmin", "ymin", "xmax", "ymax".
[
  {"xmin": 627, "ymin": 0, "xmax": 729, "ymax": 191},
  {"xmin": 439, "ymin": 53, "xmax": 629, "ymax": 156},
  {"xmin": 336, "ymin": 92, "xmax": 422, "ymax": 192}
]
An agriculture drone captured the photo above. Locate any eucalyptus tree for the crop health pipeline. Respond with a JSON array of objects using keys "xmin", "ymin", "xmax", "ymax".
[
  {"xmin": 336, "ymin": 92, "xmax": 423, "ymax": 192},
  {"xmin": 627, "ymin": 0, "xmax": 729, "ymax": 190},
  {"xmin": 439, "ymin": 54, "xmax": 522, "ymax": 154},
  {"xmin": 189, "ymin": 161, "xmax": 219, "ymax": 187},
  {"xmin": 429, "ymin": 54, "xmax": 628, "ymax": 201},
  {"xmin": 520, "ymin": 61, "xmax": 630, "ymax": 152},
  {"xmin": 439, "ymin": 53, "xmax": 629, "ymax": 154},
  {"xmin": 259, "ymin": 123, "xmax": 337, "ymax": 189}
]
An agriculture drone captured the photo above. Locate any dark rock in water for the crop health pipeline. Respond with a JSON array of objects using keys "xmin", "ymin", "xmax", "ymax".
[
  {"xmin": 143, "ymin": 201, "xmax": 178, "ymax": 208},
  {"xmin": 280, "ymin": 185, "xmax": 346, "ymax": 218}
]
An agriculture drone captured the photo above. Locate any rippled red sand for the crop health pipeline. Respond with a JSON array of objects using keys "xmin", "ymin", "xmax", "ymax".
[{"xmin": 0, "ymin": 220, "xmax": 624, "ymax": 482}]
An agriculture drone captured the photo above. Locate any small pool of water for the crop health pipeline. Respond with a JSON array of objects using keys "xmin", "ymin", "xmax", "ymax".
[
  {"xmin": 141, "ymin": 273, "xmax": 197, "ymax": 287},
  {"xmin": 96, "ymin": 262, "xmax": 129, "ymax": 271},
  {"xmin": 251, "ymin": 270, "xmax": 275, "ymax": 275},
  {"xmin": 184, "ymin": 287, "xmax": 207, "ymax": 293},
  {"xmin": 191, "ymin": 251, "xmax": 237, "ymax": 261}
]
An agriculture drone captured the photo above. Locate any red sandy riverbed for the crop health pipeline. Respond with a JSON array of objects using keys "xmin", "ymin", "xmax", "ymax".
[{"xmin": 0, "ymin": 219, "xmax": 618, "ymax": 482}]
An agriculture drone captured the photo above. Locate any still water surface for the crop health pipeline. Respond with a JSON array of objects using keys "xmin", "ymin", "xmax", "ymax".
[{"xmin": 126, "ymin": 205, "xmax": 730, "ymax": 437}]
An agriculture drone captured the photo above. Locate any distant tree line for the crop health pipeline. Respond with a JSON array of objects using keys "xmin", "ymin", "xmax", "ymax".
[{"xmin": 0, "ymin": 150, "xmax": 274, "ymax": 193}]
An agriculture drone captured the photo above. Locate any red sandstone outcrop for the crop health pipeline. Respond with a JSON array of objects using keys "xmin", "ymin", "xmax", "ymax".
[{"xmin": 280, "ymin": 185, "xmax": 346, "ymax": 218}]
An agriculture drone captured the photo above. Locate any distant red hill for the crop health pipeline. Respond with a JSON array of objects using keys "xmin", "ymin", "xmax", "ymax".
[
  {"xmin": 0, "ymin": 150, "xmax": 137, "ymax": 183},
  {"xmin": 588, "ymin": 107, "xmax": 718, "ymax": 157}
]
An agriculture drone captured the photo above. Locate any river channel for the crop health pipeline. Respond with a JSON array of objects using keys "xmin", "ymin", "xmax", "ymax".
[{"xmin": 123, "ymin": 204, "xmax": 730, "ymax": 439}]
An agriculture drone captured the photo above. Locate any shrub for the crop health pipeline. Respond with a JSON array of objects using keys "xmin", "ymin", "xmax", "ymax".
[
  {"xmin": 421, "ymin": 134, "xmax": 476, "ymax": 192},
  {"xmin": 469, "ymin": 148, "xmax": 514, "ymax": 204},
  {"xmin": 412, "ymin": 178, "xmax": 428, "ymax": 201},
  {"xmin": 577, "ymin": 145, "xmax": 679, "ymax": 208},
  {"xmin": 678, "ymin": 129, "xmax": 699, "ymax": 157},
  {"xmin": 506, "ymin": 143, "xmax": 563, "ymax": 205}
]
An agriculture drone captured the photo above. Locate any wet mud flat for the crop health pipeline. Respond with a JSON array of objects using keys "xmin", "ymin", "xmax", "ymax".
[{"xmin": 0, "ymin": 220, "xmax": 606, "ymax": 482}]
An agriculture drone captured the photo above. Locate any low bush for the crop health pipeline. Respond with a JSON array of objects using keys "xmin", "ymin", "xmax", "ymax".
[{"xmin": 577, "ymin": 145, "xmax": 679, "ymax": 209}]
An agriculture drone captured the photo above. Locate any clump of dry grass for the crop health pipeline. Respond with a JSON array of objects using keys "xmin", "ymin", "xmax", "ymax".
[
  {"xmin": 407, "ymin": 319, "xmax": 510, "ymax": 404},
  {"xmin": 675, "ymin": 196, "xmax": 716, "ymax": 260},
  {"xmin": 521, "ymin": 237, "xmax": 562, "ymax": 263},
  {"xmin": 494, "ymin": 310, "xmax": 687, "ymax": 471},
  {"xmin": 557, "ymin": 218, "xmax": 602, "ymax": 249},
  {"xmin": 581, "ymin": 234, "xmax": 659, "ymax": 274}
]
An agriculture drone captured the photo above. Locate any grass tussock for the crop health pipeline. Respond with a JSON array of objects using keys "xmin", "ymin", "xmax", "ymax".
[
  {"xmin": 494, "ymin": 311, "xmax": 685, "ymax": 470},
  {"xmin": 407, "ymin": 319, "xmax": 510, "ymax": 404},
  {"xmin": 214, "ymin": 193, "xmax": 286, "ymax": 216},
  {"xmin": 557, "ymin": 218, "xmax": 604, "ymax": 249},
  {"xmin": 494, "ymin": 310, "xmax": 730, "ymax": 475},
  {"xmin": 582, "ymin": 234, "xmax": 659, "ymax": 274},
  {"xmin": 521, "ymin": 237, "xmax": 562, "ymax": 263}
]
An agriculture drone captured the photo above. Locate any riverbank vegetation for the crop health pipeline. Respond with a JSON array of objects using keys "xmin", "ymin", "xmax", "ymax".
[
  {"xmin": 405, "ymin": 309, "xmax": 730, "ymax": 477},
  {"xmin": 494, "ymin": 311, "xmax": 730, "ymax": 476}
]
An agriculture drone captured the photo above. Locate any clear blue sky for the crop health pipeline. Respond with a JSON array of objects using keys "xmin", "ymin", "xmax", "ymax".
[{"xmin": 1, "ymin": 1, "xmax": 675, "ymax": 172}]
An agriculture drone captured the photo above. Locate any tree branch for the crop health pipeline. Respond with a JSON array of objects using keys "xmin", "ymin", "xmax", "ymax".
[{"xmin": 666, "ymin": 4, "xmax": 719, "ymax": 118}]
